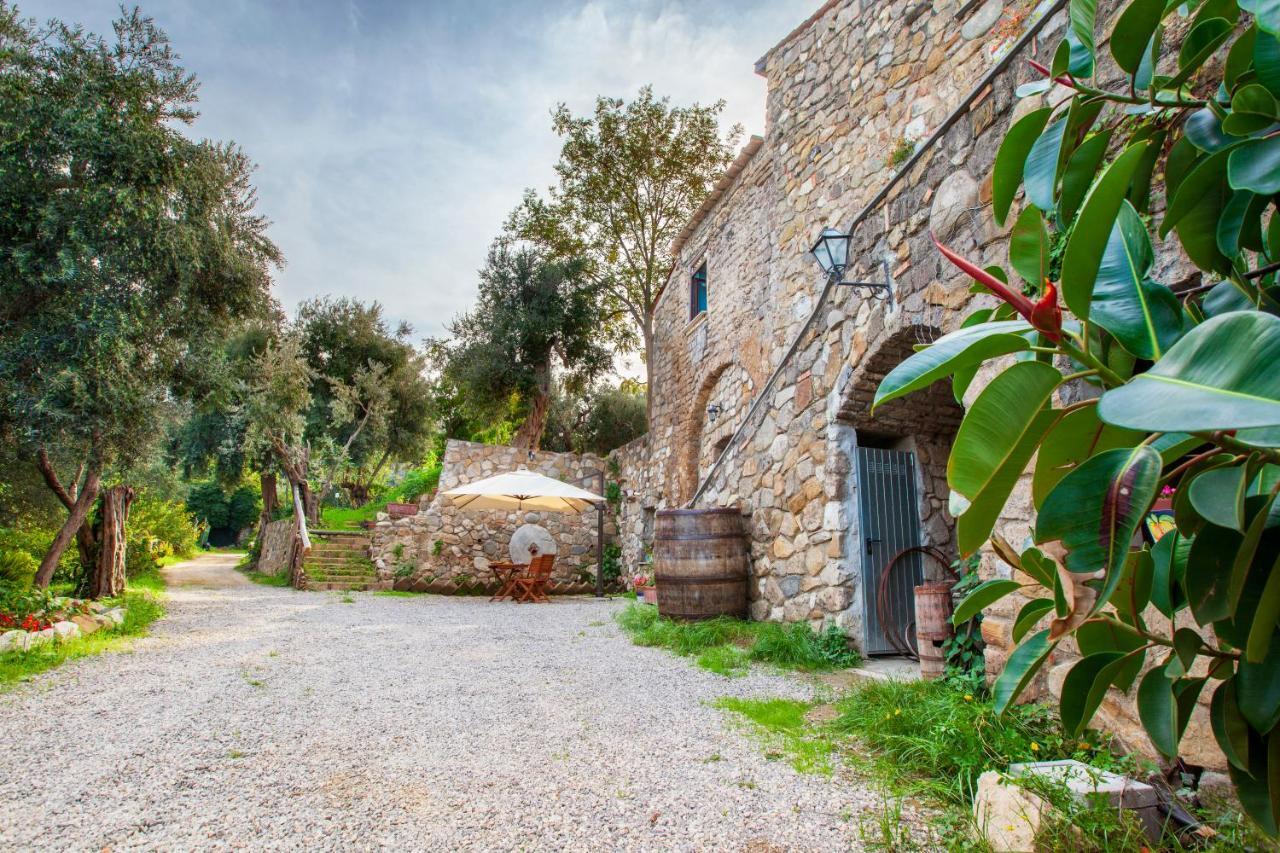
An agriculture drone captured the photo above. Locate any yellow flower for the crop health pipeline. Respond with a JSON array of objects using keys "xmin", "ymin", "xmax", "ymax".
[
  {"xmin": 964, "ymin": 694, "xmax": 973, "ymax": 702},
  {"xmin": 1079, "ymin": 741, "xmax": 1090, "ymax": 750},
  {"xmin": 1030, "ymin": 742, "xmax": 1040, "ymax": 752},
  {"xmin": 894, "ymin": 708, "xmax": 902, "ymax": 716}
]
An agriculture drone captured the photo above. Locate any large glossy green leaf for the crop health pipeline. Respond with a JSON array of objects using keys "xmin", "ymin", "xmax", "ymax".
[
  {"xmin": 994, "ymin": 629, "xmax": 1055, "ymax": 714},
  {"xmin": 1167, "ymin": 17, "xmax": 1234, "ymax": 91},
  {"xmin": 1061, "ymin": 651, "xmax": 1126, "ymax": 736},
  {"xmin": 1257, "ymin": 29, "xmax": 1280, "ymax": 96},
  {"xmin": 1112, "ymin": 0, "xmax": 1166, "ymax": 73},
  {"xmin": 1161, "ymin": 146, "xmax": 1237, "ymax": 238},
  {"xmin": 1024, "ymin": 118, "xmax": 1068, "ymax": 213},
  {"xmin": 949, "ymin": 362, "xmax": 1063, "ymax": 554},
  {"xmin": 1092, "ymin": 201, "xmax": 1185, "ymax": 359},
  {"xmin": 1230, "ymin": 493, "xmax": 1280, "ymax": 621},
  {"xmin": 1238, "ymin": 632, "xmax": 1280, "ymax": 733},
  {"xmin": 1247, "ymin": 549, "xmax": 1280, "ymax": 663},
  {"xmin": 1013, "ymin": 597, "xmax": 1055, "ymax": 643},
  {"xmin": 1010, "ymin": 207, "xmax": 1050, "ymax": 287},
  {"xmin": 1226, "ymin": 25, "xmax": 1260, "ymax": 90},
  {"xmin": 1068, "ymin": 0, "xmax": 1098, "ymax": 76},
  {"xmin": 1020, "ymin": 546, "xmax": 1060, "ymax": 589},
  {"xmin": 1211, "ymin": 679, "xmax": 1252, "ymax": 770},
  {"xmin": 1139, "ymin": 665, "xmax": 1181, "ymax": 758},
  {"xmin": 1032, "ymin": 404, "xmax": 1143, "ymax": 507},
  {"xmin": 1189, "ymin": 465, "xmax": 1250, "ymax": 531},
  {"xmin": 1241, "ymin": 0, "xmax": 1280, "ymax": 37},
  {"xmin": 1187, "ymin": 522, "xmax": 1243, "ymax": 623},
  {"xmin": 1112, "ymin": 548, "xmax": 1156, "ymax": 628},
  {"xmin": 1059, "ymin": 143, "xmax": 1151, "ymax": 319},
  {"xmin": 1036, "ymin": 445, "xmax": 1162, "ymax": 610},
  {"xmin": 1151, "ymin": 531, "xmax": 1191, "ymax": 617},
  {"xmin": 1059, "ymin": 131, "xmax": 1113, "ymax": 223},
  {"xmin": 1098, "ymin": 312, "xmax": 1280, "ymax": 434},
  {"xmin": 1227, "ymin": 729, "xmax": 1280, "ymax": 837},
  {"xmin": 1229, "ymin": 138, "xmax": 1280, "ymax": 194},
  {"xmin": 1216, "ymin": 190, "xmax": 1257, "ymax": 258},
  {"xmin": 1076, "ymin": 617, "xmax": 1146, "ymax": 689},
  {"xmin": 874, "ymin": 321, "xmax": 1033, "ymax": 410},
  {"xmin": 994, "ymin": 108, "xmax": 1053, "ymax": 225},
  {"xmin": 952, "ymin": 579, "xmax": 1022, "ymax": 625}
]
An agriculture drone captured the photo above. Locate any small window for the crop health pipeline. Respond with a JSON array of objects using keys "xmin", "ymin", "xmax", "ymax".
[{"xmin": 690, "ymin": 262, "xmax": 708, "ymax": 319}]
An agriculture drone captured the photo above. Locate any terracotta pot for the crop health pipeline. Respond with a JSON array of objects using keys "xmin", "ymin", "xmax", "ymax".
[{"xmin": 641, "ymin": 586, "xmax": 658, "ymax": 605}]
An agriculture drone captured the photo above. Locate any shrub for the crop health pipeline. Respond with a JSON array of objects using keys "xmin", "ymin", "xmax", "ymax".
[
  {"xmin": 392, "ymin": 462, "xmax": 441, "ymax": 503},
  {"xmin": 0, "ymin": 549, "xmax": 36, "ymax": 592},
  {"xmin": 125, "ymin": 495, "xmax": 199, "ymax": 576}
]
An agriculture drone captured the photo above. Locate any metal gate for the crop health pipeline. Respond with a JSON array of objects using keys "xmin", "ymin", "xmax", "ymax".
[{"xmin": 856, "ymin": 446, "xmax": 924, "ymax": 655}]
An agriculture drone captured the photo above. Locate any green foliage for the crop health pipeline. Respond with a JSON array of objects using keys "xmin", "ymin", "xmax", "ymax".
[
  {"xmin": 392, "ymin": 461, "xmax": 442, "ymax": 502},
  {"xmin": 832, "ymin": 679, "xmax": 1127, "ymax": 807},
  {"xmin": 510, "ymin": 86, "xmax": 740, "ymax": 395},
  {"xmin": 186, "ymin": 482, "xmax": 260, "ymax": 533},
  {"xmin": 0, "ymin": 582, "xmax": 166, "ymax": 687},
  {"xmin": 124, "ymin": 495, "xmax": 199, "ymax": 577},
  {"xmin": 431, "ymin": 243, "xmax": 615, "ymax": 448},
  {"xmin": 599, "ymin": 543, "xmax": 622, "ymax": 585},
  {"xmin": 0, "ymin": 6, "xmax": 280, "ymax": 497},
  {"xmin": 885, "ymin": 137, "xmax": 916, "ymax": 168},
  {"xmin": 877, "ymin": 1, "xmax": 1280, "ymax": 833},
  {"xmin": 0, "ymin": 549, "xmax": 35, "ymax": 592},
  {"xmin": 614, "ymin": 603, "xmax": 861, "ymax": 674}
]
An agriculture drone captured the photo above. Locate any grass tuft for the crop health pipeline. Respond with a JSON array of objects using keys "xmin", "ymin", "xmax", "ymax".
[
  {"xmin": 716, "ymin": 697, "xmax": 834, "ymax": 775},
  {"xmin": 241, "ymin": 570, "xmax": 290, "ymax": 587},
  {"xmin": 373, "ymin": 589, "xmax": 420, "ymax": 597},
  {"xmin": 615, "ymin": 603, "xmax": 861, "ymax": 675}
]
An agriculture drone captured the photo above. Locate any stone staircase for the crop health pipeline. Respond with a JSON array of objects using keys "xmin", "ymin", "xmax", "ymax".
[{"xmin": 302, "ymin": 530, "xmax": 381, "ymax": 591}]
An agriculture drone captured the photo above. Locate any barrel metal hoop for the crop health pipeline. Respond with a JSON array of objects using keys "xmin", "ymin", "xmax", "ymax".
[
  {"xmin": 657, "ymin": 532, "xmax": 742, "ymax": 542},
  {"xmin": 659, "ymin": 574, "xmax": 748, "ymax": 585}
]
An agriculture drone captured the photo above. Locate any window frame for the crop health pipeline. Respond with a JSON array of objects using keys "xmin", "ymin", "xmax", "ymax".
[{"xmin": 690, "ymin": 261, "xmax": 708, "ymax": 320}]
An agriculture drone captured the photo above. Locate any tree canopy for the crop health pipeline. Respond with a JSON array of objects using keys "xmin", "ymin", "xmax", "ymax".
[
  {"xmin": 0, "ymin": 5, "xmax": 281, "ymax": 585},
  {"xmin": 509, "ymin": 86, "xmax": 740, "ymax": 406}
]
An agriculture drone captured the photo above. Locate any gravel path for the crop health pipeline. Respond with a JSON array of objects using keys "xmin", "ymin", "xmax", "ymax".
[{"xmin": 0, "ymin": 554, "xmax": 893, "ymax": 851}]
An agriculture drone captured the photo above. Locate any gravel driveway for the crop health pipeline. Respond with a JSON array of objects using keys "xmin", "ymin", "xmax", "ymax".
[{"xmin": 0, "ymin": 554, "xmax": 890, "ymax": 851}]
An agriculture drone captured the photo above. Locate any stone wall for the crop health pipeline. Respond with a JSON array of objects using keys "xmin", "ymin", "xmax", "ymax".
[
  {"xmin": 617, "ymin": 0, "xmax": 1222, "ymax": 769},
  {"xmin": 371, "ymin": 439, "xmax": 618, "ymax": 588},
  {"xmin": 256, "ymin": 518, "xmax": 294, "ymax": 576}
]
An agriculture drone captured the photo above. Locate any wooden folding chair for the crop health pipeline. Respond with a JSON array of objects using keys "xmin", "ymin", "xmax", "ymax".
[{"xmin": 512, "ymin": 554, "xmax": 555, "ymax": 603}]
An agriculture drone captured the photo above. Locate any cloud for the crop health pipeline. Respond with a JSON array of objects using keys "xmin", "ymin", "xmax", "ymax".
[{"xmin": 17, "ymin": 0, "xmax": 815, "ymax": 352}]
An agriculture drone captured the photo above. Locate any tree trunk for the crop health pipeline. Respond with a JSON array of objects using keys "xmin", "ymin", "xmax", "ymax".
[
  {"xmin": 258, "ymin": 471, "xmax": 279, "ymax": 534},
  {"xmin": 34, "ymin": 466, "xmax": 100, "ymax": 584},
  {"xmin": 642, "ymin": 318, "xmax": 655, "ymax": 421},
  {"xmin": 85, "ymin": 485, "xmax": 135, "ymax": 599},
  {"xmin": 303, "ymin": 481, "xmax": 320, "ymax": 526},
  {"xmin": 511, "ymin": 364, "xmax": 552, "ymax": 451}
]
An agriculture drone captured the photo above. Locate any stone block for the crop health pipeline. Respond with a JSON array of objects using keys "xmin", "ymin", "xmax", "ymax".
[
  {"xmin": 973, "ymin": 770, "xmax": 1048, "ymax": 852},
  {"xmin": 51, "ymin": 621, "xmax": 81, "ymax": 643}
]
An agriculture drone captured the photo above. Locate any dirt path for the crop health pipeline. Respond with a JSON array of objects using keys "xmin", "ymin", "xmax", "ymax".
[
  {"xmin": 160, "ymin": 551, "xmax": 251, "ymax": 588},
  {"xmin": 0, "ymin": 579, "xmax": 901, "ymax": 851}
]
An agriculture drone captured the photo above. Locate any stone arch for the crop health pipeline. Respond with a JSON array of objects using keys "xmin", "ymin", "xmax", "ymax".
[
  {"xmin": 827, "ymin": 323, "xmax": 965, "ymax": 653},
  {"xmin": 676, "ymin": 361, "xmax": 755, "ymax": 502}
]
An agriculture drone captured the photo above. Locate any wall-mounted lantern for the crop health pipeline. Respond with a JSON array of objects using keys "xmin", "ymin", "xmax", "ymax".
[
  {"xmin": 706, "ymin": 402, "xmax": 724, "ymax": 423},
  {"xmin": 810, "ymin": 227, "xmax": 893, "ymax": 306}
]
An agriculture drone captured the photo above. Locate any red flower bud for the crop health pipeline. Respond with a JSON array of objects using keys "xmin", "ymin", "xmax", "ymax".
[{"xmin": 1029, "ymin": 280, "xmax": 1063, "ymax": 342}]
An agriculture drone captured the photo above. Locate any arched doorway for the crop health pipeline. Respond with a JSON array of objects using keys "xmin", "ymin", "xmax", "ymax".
[{"xmin": 833, "ymin": 324, "xmax": 963, "ymax": 654}]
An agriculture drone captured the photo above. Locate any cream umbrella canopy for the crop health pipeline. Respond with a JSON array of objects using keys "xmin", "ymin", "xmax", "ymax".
[{"xmin": 441, "ymin": 468, "xmax": 605, "ymax": 514}]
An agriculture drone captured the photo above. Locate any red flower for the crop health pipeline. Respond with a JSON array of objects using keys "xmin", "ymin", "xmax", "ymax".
[{"xmin": 931, "ymin": 234, "xmax": 1063, "ymax": 341}]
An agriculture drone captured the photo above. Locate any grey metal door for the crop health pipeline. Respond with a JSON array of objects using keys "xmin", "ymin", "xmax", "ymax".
[{"xmin": 856, "ymin": 446, "xmax": 923, "ymax": 655}]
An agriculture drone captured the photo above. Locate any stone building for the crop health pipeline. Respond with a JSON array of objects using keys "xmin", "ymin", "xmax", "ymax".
[{"xmin": 605, "ymin": 0, "xmax": 1222, "ymax": 767}]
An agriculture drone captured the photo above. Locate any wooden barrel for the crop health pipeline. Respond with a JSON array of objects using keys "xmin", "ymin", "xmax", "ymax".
[
  {"xmin": 914, "ymin": 581, "xmax": 954, "ymax": 680},
  {"xmin": 654, "ymin": 508, "xmax": 749, "ymax": 621}
]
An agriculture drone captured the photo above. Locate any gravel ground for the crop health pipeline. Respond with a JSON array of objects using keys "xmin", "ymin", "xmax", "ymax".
[{"xmin": 0, "ymin": 554, "xmax": 901, "ymax": 851}]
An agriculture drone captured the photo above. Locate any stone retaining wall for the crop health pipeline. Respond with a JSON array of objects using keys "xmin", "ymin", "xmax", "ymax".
[
  {"xmin": 370, "ymin": 440, "xmax": 618, "ymax": 588},
  {"xmin": 256, "ymin": 518, "xmax": 294, "ymax": 576}
]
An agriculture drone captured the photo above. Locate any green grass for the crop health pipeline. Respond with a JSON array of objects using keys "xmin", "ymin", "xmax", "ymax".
[
  {"xmin": 614, "ymin": 603, "xmax": 861, "ymax": 675},
  {"xmin": 715, "ymin": 697, "xmax": 835, "ymax": 774},
  {"xmin": 0, "ymin": 573, "xmax": 167, "ymax": 688},
  {"xmin": 373, "ymin": 589, "xmax": 420, "ymax": 597},
  {"xmin": 831, "ymin": 677, "xmax": 1128, "ymax": 808},
  {"xmin": 241, "ymin": 570, "xmax": 290, "ymax": 587},
  {"xmin": 318, "ymin": 503, "xmax": 383, "ymax": 530}
]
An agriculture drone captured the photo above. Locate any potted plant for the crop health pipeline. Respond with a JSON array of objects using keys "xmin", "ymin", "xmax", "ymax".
[{"xmin": 632, "ymin": 573, "xmax": 657, "ymax": 605}]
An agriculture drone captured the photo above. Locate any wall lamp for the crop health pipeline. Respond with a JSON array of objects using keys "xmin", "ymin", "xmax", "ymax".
[
  {"xmin": 810, "ymin": 227, "xmax": 893, "ymax": 306},
  {"xmin": 706, "ymin": 403, "xmax": 724, "ymax": 423}
]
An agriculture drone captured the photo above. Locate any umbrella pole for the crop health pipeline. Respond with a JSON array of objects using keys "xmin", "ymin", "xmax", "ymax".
[{"xmin": 595, "ymin": 469, "xmax": 605, "ymax": 598}]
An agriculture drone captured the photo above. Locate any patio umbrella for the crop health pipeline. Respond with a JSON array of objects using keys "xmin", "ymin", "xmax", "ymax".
[{"xmin": 441, "ymin": 468, "xmax": 605, "ymax": 514}]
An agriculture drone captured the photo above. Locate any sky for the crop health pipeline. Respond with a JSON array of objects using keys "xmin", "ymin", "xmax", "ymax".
[{"xmin": 22, "ymin": 0, "xmax": 816, "ymax": 354}]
